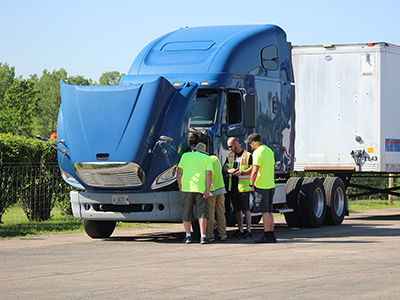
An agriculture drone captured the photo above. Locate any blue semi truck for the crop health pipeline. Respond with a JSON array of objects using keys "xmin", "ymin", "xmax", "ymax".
[{"xmin": 55, "ymin": 25, "xmax": 348, "ymax": 238}]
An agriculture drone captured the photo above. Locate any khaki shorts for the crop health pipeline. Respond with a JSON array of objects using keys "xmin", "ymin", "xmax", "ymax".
[{"xmin": 181, "ymin": 192, "xmax": 209, "ymax": 222}]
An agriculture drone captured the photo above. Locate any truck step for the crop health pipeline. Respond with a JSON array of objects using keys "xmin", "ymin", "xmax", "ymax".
[{"xmin": 274, "ymin": 208, "xmax": 294, "ymax": 214}]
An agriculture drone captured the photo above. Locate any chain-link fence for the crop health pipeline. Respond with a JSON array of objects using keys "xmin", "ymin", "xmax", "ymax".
[{"xmin": 0, "ymin": 162, "xmax": 75, "ymax": 237}]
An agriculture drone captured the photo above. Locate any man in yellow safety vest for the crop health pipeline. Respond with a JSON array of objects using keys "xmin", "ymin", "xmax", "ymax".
[{"xmin": 223, "ymin": 137, "xmax": 253, "ymax": 239}]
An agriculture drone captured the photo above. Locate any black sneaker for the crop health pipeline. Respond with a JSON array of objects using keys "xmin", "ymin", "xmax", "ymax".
[
  {"xmin": 232, "ymin": 229, "xmax": 243, "ymax": 238},
  {"xmin": 242, "ymin": 231, "xmax": 253, "ymax": 239},
  {"xmin": 183, "ymin": 236, "xmax": 193, "ymax": 244},
  {"xmin": 200, "ymin": 237, "xmax": 211, "ymax": 244},
  {"xmin": 220, "ymin": 237, "xmax": 227, "ymax": 241},
  {"xmin": 254, "ymin": 235, "xmax": 276, "ymax": 243},
  {"xmin": 272, "ymin": 233, "xmax": 277, "ymax": 243}
]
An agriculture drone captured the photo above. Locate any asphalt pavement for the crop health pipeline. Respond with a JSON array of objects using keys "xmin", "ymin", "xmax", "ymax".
[{"xmin": 1, "ymin": 208, "xmax": 400, "ymax": 299}]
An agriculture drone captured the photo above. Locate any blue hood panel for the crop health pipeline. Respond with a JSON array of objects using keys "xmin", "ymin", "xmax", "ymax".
[{"xmin": 58, "ymin": 78, "xmax": 198, "ymax": 190}]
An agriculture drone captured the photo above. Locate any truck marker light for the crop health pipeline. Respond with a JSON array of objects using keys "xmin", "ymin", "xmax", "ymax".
[
  {"xmin": 367, "ymin": 43, "xmax": 375, "ymax": 47},
  {"xmin": 173, "ymin": 82, "xmax": 181, "ymax": 86},
  {"xmin": 201, "ymin": 81, "xmax": 209, "ymax": 86}
]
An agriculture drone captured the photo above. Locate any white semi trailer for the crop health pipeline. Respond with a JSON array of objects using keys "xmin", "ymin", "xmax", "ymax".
[{"xmin": 284, "ymin": 42, "xmax": 400, "ymax": 227}]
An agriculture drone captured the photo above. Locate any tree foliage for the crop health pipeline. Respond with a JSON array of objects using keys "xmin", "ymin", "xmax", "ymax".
[
  {"xmin": 0, "ymin": 78, "xmax": 38, "ymax": 136},
  {"xmin": 67, "ymin": 75, "xmax": 93, "ymax": 86},
  {"xmin": 0, "ymin": 63, "xmax": 15, "ymax": 102},
  {"xmin": 0, "ymin": 62, "xmax": 124, "ymax": 137},
  {"xmin": 32, "ymin": 68, "xmax": 68, "ymax": 137},
  {"xmin": 99, "ymin": 71, "xmax": 125, "ymax": 85}
]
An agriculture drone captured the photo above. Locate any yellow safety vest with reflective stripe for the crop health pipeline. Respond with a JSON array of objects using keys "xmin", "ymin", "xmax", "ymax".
[{"xmin": 227, "ymin": 150, "xmax": 252, "ymax": 193}]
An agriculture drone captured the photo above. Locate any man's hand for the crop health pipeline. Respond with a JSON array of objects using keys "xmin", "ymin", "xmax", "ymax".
[
  {"xmin": 203, "ymin": 191, "xmax": 210, "ymax": 199},
  {"xmin": 232, "ymin": 170, "xmax": 241, "ymax": 177},
  {"xmin": 228, "ymin": 168, "xmax": 238, "ymax": 175}
]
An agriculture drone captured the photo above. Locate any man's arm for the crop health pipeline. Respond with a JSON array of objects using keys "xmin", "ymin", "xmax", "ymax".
[
  {"xmin": 222, "ymin": 161, "xmax": 228, "ymax": 173},
  {"xmin": 203, "ymin": 170, "xmax": 212, "ymax": 199},
  {"xmin": 176, "ymin": 167, "xmax": 183, "ymax": 192},
  {"xmin": 233, "ymin": 165, "xmax": 253, "ymax": 176},
  {"xmin": 250, "ymin": 165, "xmax": 260, "ymax": 191}
]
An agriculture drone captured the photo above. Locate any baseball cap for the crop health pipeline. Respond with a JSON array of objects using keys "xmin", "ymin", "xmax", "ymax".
[{"xmin": 245, "ymin": 133, "xmax": 261, "ymax": 144}]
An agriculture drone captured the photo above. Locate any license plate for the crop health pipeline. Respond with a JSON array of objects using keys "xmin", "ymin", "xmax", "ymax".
[{"xmin": 112, "ymin": 194, "xmax": 129, "ymax": 205}]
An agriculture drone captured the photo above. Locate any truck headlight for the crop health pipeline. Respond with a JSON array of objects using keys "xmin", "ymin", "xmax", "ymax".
[
  {"xmin": 151, "ymin": 165, "xmax": 177, "ymax": 190},
  {"xmin": 60, "ymin": 167, "xmax": 84, "ymax": 190}
]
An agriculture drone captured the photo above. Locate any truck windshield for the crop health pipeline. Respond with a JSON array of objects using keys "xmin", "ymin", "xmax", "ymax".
[{"xmin": 189, "ymin": 89, "xmax": 221, "ymax": 127}]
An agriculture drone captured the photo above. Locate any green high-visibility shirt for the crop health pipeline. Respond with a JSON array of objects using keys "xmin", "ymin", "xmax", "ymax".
[
  {"xmin": 177, "ymin": 151, "xmax": 213, "ymax": 193},
  {"xmin": 253, "ymin": 145, "xmax": 275, "ymax": 189},
  {"xmin": 210, "ymin": 155, "xmax": 225, "ymax": 192}
]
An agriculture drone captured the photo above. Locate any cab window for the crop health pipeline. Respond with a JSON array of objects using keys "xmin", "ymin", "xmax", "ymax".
[
  {"xmin": 190, "ymin": 89, "xmax": 220, "ymax": 127},
  {"xmin": 261, "ymin": 45, "xmax": 278, "ymax": 70},
  {"xmin": 222, "ymin": 91, "xmax": 242, "ymax": 125}
]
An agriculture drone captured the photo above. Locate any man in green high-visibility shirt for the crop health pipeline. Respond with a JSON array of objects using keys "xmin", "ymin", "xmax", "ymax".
[
  {"xmin": 177, "ymin": 142, "xmax": 213, "ymax": 245},
  {"xmin": 246, "ymin": 133, "xmax": 277, "ymax": 243}
]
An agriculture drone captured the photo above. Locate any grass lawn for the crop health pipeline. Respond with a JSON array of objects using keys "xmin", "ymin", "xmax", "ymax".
[
  {"xmin": 348, "ymin": 198, "xmax": 400, "ymax": 211},
  {"xmin": 0, "ymin": 203, "xmax": 155, "ymax": 239},
  {"xmin": 1, "ymin": 199, "xmax": 400, "ymax": 239}
]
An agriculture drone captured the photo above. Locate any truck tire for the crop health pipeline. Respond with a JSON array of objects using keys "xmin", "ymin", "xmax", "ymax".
[
  {"xmin": 298, "ymin": 177, "xmax": 326, "ymax": 228},
  {"xmin": 83, "ymin": 220, "xmax": 116, "ymax": 238},
  {"xmin": 284, "ymin": 177, "xmax": 304, "ymax": 227},
  {"xmin": 323, "ymin": 177, "xmax": 346, "ymax": 225}
]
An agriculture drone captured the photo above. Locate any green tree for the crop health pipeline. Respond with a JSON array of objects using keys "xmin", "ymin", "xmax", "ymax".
[
  {"xmin": 67, "ymin": 75, "xmax": 92, "ymax": 86},
  {"xmin": 33, "ymin": 69, "xmax": 68, "ymax": 137},
  {"xmin": 0, "ymin": 78, "xmax": 38, "ymax": 136},
  {"xmin": 99, "ymin": 71, "xmax": 125, "ymax": 85},
  {"xmin": 0, "ymin": 63, "xmax": 15, "ymax": 103}
]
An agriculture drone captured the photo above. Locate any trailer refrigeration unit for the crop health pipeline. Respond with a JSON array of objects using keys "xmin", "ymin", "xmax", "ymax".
[{"xmin": 49, "ymin": 24, "xmax": 400, "ymax": 238}]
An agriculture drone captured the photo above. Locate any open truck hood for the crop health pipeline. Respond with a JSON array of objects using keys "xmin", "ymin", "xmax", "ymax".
[{"xmin": 57, "ymin": 77, "xmax": 198, "ymax": 191}]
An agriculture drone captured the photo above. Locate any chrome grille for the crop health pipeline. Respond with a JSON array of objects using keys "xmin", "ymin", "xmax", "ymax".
[{"xmin": 73, "ymin": 162, "xmax": 145, "ymax": 188}]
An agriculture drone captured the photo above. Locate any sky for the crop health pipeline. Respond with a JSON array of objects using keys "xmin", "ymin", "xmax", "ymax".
[{"xmin": 1, "ymin": 0, "xmax": 399, "ymax": 82}]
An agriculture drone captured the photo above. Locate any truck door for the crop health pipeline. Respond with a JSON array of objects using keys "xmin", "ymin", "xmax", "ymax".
[{"xmin": 221, "ymin": 90, "xmax": 247, "ymax": 138}]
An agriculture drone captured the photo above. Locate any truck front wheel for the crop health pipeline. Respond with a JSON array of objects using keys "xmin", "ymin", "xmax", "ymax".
[
  {"xmin": 83, "ymin": 220, "xmax": 116, "ymax": 238},
  {"xmin": 299, "ymin": 177, "xmax": 326, "ymax": 228},
  {"xmin": 323, "ymin": 177, "xmax": 346, "ymax": 225}
]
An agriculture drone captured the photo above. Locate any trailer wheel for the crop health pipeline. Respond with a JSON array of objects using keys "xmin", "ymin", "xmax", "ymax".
[
  {"xmin": 284, "ymin": 177, "xmax": 304, "ymax": 227},
  {"xmin": 299, "ymin": 177, "xmax": 326, "ymax": 228},
  {"xmin": 83, "ymin": 220, "xmax": 116, "ymax": 238},
  {"xmin": 323, "ymin": 177, "xmax": 346, "ymax": 225}
]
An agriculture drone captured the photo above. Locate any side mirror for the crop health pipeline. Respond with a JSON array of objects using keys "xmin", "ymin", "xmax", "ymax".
[{"xmin": 243, "ymin": 93, "xmax": 256, "ymax": 128}]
